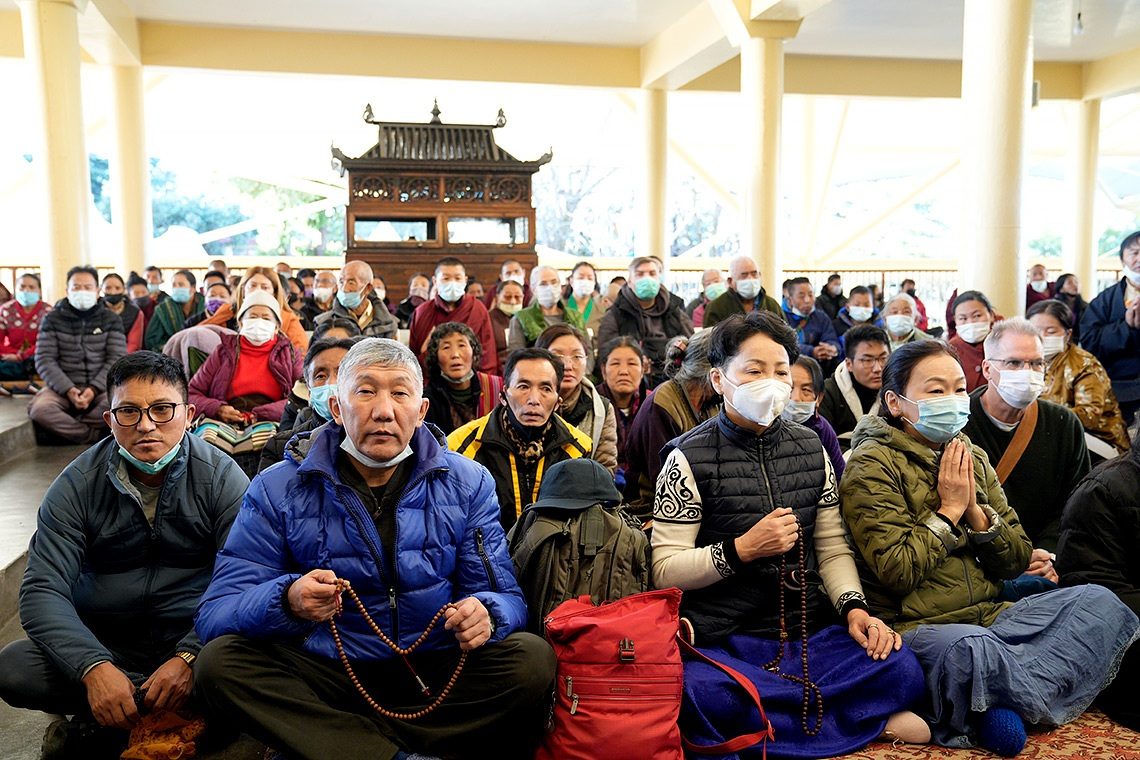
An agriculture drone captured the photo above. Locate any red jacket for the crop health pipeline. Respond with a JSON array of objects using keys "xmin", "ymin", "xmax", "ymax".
[
  {"xmin": 409, "ymin": 295, "xmax": 499, "ymax": 376},
  {"xmin": 0, "ymin": 299, "xmax": 50, "ymax": 360},
  {"xmin": 188, "ymin": 333, "xmax": 303, "ymax": 422}
]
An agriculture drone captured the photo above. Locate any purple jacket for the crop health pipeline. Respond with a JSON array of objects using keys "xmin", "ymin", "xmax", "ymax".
[
  {"xmin": 188, "ymin": 333, "xmax": 303, "ymax": 422},
  {"xmin": 802, "ymin": 411, "xmax": 845, "ymax": 481}
]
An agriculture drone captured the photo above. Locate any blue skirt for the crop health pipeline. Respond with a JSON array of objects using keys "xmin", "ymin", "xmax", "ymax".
[
  {"xmin": 903, "ymin": 584, "xmax": 1140, "ymax": 748},
  {"xmin": 681, "ymin": 625, "xmax": 925, "ymax": 759}
]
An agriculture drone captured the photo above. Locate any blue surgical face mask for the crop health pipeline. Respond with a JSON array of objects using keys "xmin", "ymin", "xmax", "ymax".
[
  {"xmin": 147, "ymin": 283, "xmax": 162, "ymax": 294},
  {"xmin": 170, "ymin": 287, "xmax": 193, "ymax": 304},
  {"xmin": 308, "ymin": 383, "xmax": 336, "ymax": 420},
  {"xmin": 337, "ymin": 289, "xmax": 363, "ymax": 309},
  {"xmin": 633, "ymin": 276, "xmax": 660, "ymax": 300},
  {"xmin": 119, "ymin": 441, "xmax": 181, "ymax": 475},
  {"xmin": 704, "ymin": 282, "xmax": 727, "ymax": 301},
  {"xmin": 16, "ymin": 290, "xmax": 40, "ymax": 308},
  {"xmin": 67, "ymin": 290, "xmax": 98, "ymax": 311},
  {"xmin": 899, "ymin": 394, "xmax": 971, "ymax": 444}
]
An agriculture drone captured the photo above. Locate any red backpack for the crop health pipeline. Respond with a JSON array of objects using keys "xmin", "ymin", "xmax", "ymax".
[
  {"xmin": 537, "ymin": 588, "xmax": 773, "ymax": 760},
  {"xmin": 538, "ymin": 588, "xmax": 684, "ymax": 760}
]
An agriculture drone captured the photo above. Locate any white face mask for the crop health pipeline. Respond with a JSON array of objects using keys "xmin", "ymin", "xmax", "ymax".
[
  {"xmin": 1029, "ymin": 279, "xmax": 1049, "ymax": 293},
  {"xmin": 68, "ymin": 290, "xmax": 98, "ymax": 311},
  {"xmin": 240, "ymin": 318, "xmax": 277, "ymax": 345},
  {"xmin": 885, "ymin": 314, "xmax": 914, "ymax": 337},
  {"xmin": 313, "ymin": 286, "xmax": 335, "ymax": 303},
  {"xmin": 849, "ymin": 305, "xmax": 874, "ymax": 322},
  {"xmin": 437, "ymin": 280, "xmax": 466, "ymax": 303},
  {"xmin": 1124, "ymin": 265, "xmax": 1140, "ymax": 287},
  {"xmin": 1041, "ymin": 335, "xmax": 1066, "ymax": 360},
  {"xmin": 735, "ymin": 278, "xmax": 761, "ymax": 300},
  {"xmin": 571, "ymin": 279, "xmax": 595, "ymax": 299},
  {"xmin": 340, "ymin": 434, "xmax": 413, "ymax": 470},
  {"xmin": 781, "ymin": 400, "xmax": 815, "ymax": 424},
  {"xmin": 957, "ymin": 321, "xmax": 991, "ymax": 344},
  {"xmin": 994, "ymin": 369, "xmax": 1045, "ymax": 409},
  {"xmin": 720, "ymin": 375, "xmax": 791, "ymax": 427},
  {"xmin": 535, "ymin": 284, "xmax": 560, "ymax": 309}
]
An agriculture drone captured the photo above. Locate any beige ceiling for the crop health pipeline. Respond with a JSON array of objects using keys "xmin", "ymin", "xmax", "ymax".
[{"xmin": 0, "ymin": 0, "xmax": 1128, "ymax": 62}]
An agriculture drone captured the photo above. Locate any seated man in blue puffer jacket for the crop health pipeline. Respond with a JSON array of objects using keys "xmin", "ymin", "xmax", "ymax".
[{"xmin": 195, "ymin": 338, "xmax": 554, "ymax": 760}]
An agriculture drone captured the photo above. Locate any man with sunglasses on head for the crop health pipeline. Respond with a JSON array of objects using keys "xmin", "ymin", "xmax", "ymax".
[{"xmin": 0, "ymin": 352, "xmax": 249, "ymax": 758}]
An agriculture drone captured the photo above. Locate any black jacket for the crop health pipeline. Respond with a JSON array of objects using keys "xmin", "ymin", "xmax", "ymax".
[
  {"xmin": 596, "ymin": 286, "xmax": 693, "ymax": 386},
  {"xmin": 19, "ymin": 435, "xmax": 247, "ymax": 679},
  {"xmin": 1057, "ymin": 440, "xmax": 1140, "ymax": 615},
  {"xmin": 258, "ymin": 406, "xmax": 326, "ymax": 473},
  {"xmin": 34, "ymin": 300, "xmax": 127, "ymax": 395},
  {"xmin": 663, "ymin": 415, "xmax": 832, "ymax": 641}
]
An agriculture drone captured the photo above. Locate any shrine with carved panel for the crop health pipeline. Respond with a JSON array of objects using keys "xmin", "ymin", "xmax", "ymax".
[{"xmin": 332, "ymin": 102, "xmax": 552, "ymax": 288}]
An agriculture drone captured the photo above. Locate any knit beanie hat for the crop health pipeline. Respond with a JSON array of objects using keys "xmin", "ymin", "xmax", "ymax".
[{"xmin": 238, "ymin": 290, "xmax": 282, "ymax": 324}]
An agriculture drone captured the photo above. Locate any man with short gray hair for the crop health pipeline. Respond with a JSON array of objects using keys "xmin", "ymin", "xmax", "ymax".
[
  {"xmin": 596, "ymin": 256, "xmax": 693, "ymax": 386},
  {"xmin": 195, "ymin": 338, "xmax": 553, "ymax": 760},
  {"xmin": 313, "ymin": 260, "xmax": 397, "ymax": 340},
  {"xmin": 963, "ymin": 318, "xmax": 1090, "ymax": 586},
  {"xmin": 702, "ymin": 254, "xmax": 782, "ymax": 329}
]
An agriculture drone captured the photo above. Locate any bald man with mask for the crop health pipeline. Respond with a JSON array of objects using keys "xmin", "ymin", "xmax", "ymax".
[{"xmin": 313, "ymin": 261, "xmax": 397, "ymax": 340}]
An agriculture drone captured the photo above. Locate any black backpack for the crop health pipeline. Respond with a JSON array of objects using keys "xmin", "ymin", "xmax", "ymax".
[{"xmin": 507, "ymin": 499, "xmax": 651, "ymax": 634}]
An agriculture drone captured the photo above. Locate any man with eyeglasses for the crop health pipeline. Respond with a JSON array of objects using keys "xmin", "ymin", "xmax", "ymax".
[
  {"xmin": 964, "ymin": 318, "xmax": 1090, "ymax": 593},
  {"xmin": 0, "ymin": 352, "xmax": 249, "ymax": 757},
  {"xmin": 819, "ymin": 324, "xmax": 890, "ymax": 450}
]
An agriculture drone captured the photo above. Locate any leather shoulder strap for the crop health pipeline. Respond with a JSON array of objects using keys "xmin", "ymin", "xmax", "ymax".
[{"xmin": 995, "ymin": 400, "xmax": 1038, "ymax": 484}]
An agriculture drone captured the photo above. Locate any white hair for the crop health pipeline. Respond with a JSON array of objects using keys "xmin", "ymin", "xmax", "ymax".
[
  {"xmin": 529, "ymin": 265, "xmax": 560, "ymax": 290},
  {"xmin": 728, "ymin": 255, "xmax": 758, "ymax": 279},
  {"xmin": 983, "ymin": 317, "xmax": 1042, "ymax": 358},
  {"xmin": 885, "ymin": 291, "xmax": 917, "ymax": 312},
  {"xmin": 336, "ymin": 338, "xmax": 424, "ymax": 397}
]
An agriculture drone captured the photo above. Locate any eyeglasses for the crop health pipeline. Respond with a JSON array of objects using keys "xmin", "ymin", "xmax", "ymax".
[
  {"xmin": 108, "ymin": 402, "xmax": 184, "ymax": 426},
  {"xmin": 854, "ymin": 356, "xmax": 889, "ymax": 368},
  {"xmin": 988, "ymin": 358, "xmax": 1048, "ymax": 372},
  {"xmin": 551, "ymin": 352, "xmax": 589, "ymax": 366}
]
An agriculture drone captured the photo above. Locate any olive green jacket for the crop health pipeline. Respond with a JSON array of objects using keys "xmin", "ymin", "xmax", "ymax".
[{"xmin": 839, "ymin": 415, "xmax": 1032, "ymax": 633}]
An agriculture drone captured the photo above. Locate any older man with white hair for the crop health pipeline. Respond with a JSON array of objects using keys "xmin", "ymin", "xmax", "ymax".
[
  {"xmin": 195, "ymin": 338, "xmax": 553, "ymax": 760},
  {"xmin": 313, "ymin": 260, "xmax": 397, "ymax": 340},
  {"xmin": 505, "ymin": 264, "xmax": 577, "ymax": 352},
  {"xmin": 962, "ymin": 318, "xmax": 1090, "ymax": 590},
  {"xmin": 701, "ymin": 254, "xmax": 782, "ymax": 329}
]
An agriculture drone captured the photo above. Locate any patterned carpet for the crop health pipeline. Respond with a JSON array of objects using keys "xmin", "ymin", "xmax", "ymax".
[{"xmin": 842, "ymin": 710, "xmax": 1140, "ymax": 759}]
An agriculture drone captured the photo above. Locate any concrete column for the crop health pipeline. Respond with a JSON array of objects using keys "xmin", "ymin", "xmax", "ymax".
[
  {"xmin": 1067, "ymin": 99, "xmax": 1101, "ymax": 299},
  {"xmin": 17, "ymin": 0, "xmax": 91, "ymax": 299},
  {"xmin": 959, "ymin": 0, "xmax": 1034, "ymax": 318},
  {"xmin": 640, "ymin": 88, "xmax": 668, "ymax": 264},
  {"xmin": 740, "ymin": 35, "xmax": 783, "ymax": 292},
  {"xmin": 110, "ymin": 65, "xmax": 151, "ymax": 275}
]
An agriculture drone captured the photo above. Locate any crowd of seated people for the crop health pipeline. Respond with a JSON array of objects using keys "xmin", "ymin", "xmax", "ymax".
[{"xmin": 4, "ymin": 242, "xmax": 1140, "ymax": 759}]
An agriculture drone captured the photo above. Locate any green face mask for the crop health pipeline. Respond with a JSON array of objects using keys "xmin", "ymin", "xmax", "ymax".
[{"xmin": 119, "ymin": 442, "xmax": 181, "ymax": 475}]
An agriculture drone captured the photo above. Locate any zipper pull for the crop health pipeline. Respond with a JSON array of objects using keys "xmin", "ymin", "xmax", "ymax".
[
  {"xmin": 389, "ymin": 587, "xmax": 397, "ymax": 610},
  {"xmin": 565, "ymin": 676, "xmax": 573, "ymax": 697},
  {"xmin": 570, "ymin": 694, "xmax": 579, "ymax": 715}
]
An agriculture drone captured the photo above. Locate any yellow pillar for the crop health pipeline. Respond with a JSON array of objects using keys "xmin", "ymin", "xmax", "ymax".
[
  {"xmin": 110, "ymin": 64, "xmax": 151, "ymax": 276},
  {"xmin": 17, "ymin": 0, "xmax": 91, "ymax": 299},
  {"xmin": 1068, "ymin": 99, "xmax": 1101, "ymax": 300},
  {"xmin": 959, "ymin": 0, "xmax": 1033, "ymax": 318},
  {"xmin": 740, "ymin": 35, "xmax": 784, "ymax": 291},
  {"xmin": 640, "ymin": 88, "xmax": 668, "ymax": 263}
]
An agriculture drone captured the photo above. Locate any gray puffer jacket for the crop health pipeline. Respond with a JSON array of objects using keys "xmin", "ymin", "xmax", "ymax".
[
  {"xmin": 312, "ymin": 293, "xmax": 397, "ymax": 339},
  {"xmin": 19, "ymin": 434, "xmax": 248, "ymax": 679},
  {"xmin": 34, "ymin": 299, "xmax": 127, "ymax": 395}
]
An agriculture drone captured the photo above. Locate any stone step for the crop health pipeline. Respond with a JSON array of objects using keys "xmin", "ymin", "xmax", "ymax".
[
  {"xmin": 0, "ymin": 396, "xmax": 35, "ymax": 469},
  {"xmin": 0, "ymin": 444, "xmax": 86, "ymax": 628}
]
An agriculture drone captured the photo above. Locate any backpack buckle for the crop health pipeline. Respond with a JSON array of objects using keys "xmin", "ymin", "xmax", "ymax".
[{"xmin": 619, "ymin": 638, "xmax": 635, "ymax": 663}]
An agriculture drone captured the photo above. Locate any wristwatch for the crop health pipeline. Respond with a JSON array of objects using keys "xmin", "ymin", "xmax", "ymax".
[{"xmin": 175, "ymin": 651, "xmax": 197, "ymax": 667}]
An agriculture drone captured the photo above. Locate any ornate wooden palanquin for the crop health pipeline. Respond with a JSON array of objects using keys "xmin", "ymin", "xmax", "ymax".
[{"xmin": 332, "ymin": 102, "xmax": 552, "ymax": 287}]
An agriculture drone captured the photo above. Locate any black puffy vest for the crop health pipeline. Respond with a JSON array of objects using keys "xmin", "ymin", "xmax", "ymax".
[{"xmin": 665, "ymin": 415, "xmax": 834, "ymax": 641}]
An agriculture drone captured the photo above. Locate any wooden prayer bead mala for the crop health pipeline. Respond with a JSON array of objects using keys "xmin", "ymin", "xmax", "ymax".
[
  {"xmin": 329, "ymin": 579, "xmax": 467, "ymax": 720},
  {"xmin": 762, "ymin": 521, "xmax": 825, "ymax": 736}
]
